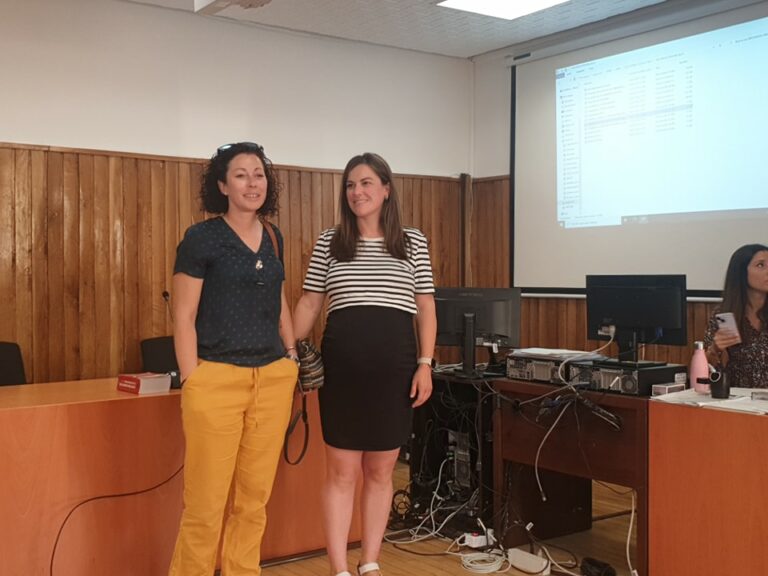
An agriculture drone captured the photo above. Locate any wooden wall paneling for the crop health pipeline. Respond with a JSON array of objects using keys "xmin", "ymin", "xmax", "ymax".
[
  {"xmin": 316, "ymin": 171, "xmax": 339, "ymax": 343},
  {"xmin": 563, "ymin": 298, "xmax": 581, "ymax": 351},
  {"xmin": 190, "ymin": 163, "xmax": 205, "ymax": 225},
  {"xmin": 77, "ymin": 154, "xmax": 96, "ymax": 379},
  {"xmin": 62, "ymin": 153, "xmax": 81, "ymax": 380},
  {"xmin": 471, "ymin": 178, "xmax": 509, "ymax": 288},
  {"xmin": 471, "ymin": 178, "xmax": 486, "ymax": 286},
  {"xmin": 321, "ymin": 172, "xmax": 336, "ymax": 230},
  {"xmin": 177, "ymin": 163, "xmax": 193, "ymax": 237},
  {"xmin": 306, "ymin": 171, "xmax": 324, "ymax": 332},
  {"xmin": 296, "ymin": 170, "xmax": 313, "ymax": 305},
  {"xmin": 398, "ymin": 177, "xmax": 412, "ymax": 226},
  {"xmin": 163, "ymin": 161, "xmax": 179, "ymax": 337},
  {"xmin": 332, "ymin": 172, "xmax": 342, "ymax": 228},
  {"xmin": 0, "ymin": 149, "xmax": 14, "ymax": 343},
  {"xmin": 458, "ymin": 174, "xmax": 471, "ymax": 287},
  {"xmin": 519, "ymin": 297, "xmax": 532, "ymax": 347},
  {"xmin": 497, "ymin": 179, "xmax": 510, "ymax": 286},
  {"xmin": 417, "ymin": 177, "xmax": 429, "ymax": 236},
  {"xmin": 449, "ymin": 178, "xmax": 463, "ymax": 285},
  {"xmin": 122, "ymin": 158, "xmax": 140, "ymax": 373},
  {"xmin": 419, "ymin": 178, "xmax": 433, "ymax": 265},
  {"xmin": 47, "ymin": 152, "xmax": 65, "ymax": 379},
  {"xmin": 468, "ymin": 178, "xmax": 483, "ymax": 287},
  {"xmin": 109, "ymin": 157, "xmax": 126, "ymax": 375},
  {"xmin": 13, "ymin": 149, "xmax": 33, "ymax": 377},
  {"xmin": 150, "ymin": 160, "xmax": 166, "ymax": 339},
  {"xmin": 411, "ymin": 177, "xmax": 423, "ymax": 228},
  {"xmin": 423, "ymin": 179, "xmax": 439, "ymax": 285},
  {"xmin": 31, "ymin": 150, "xmax": 49, "ymax": 382},
  {"xmin": 93, "ymin": 156, "xmax": 112, "ymax": 377},
  {"xmin": 518, "ymin": 298, "xmax": 715, "ymax": 364},
  {"xmin": 273, "ymin": 168, "xmax": 289, "ymax": 269},
  {"xmin": 177, "ymin": 163, "xmax": 191, "ymax": 239},
  {"xmin": 136, "ymin": 160, "xmax": 153, "ymax": 349},
  {"xmin": 431, "ymin": 179, "xmax": 461, "ymax": 288},
  {"xmin": 287, "ymin": 169, "xmax": 302, "ymax": 310},
  {"xmin": 404, "ymin": 177, "xmax": 417, "ymax": 227}
]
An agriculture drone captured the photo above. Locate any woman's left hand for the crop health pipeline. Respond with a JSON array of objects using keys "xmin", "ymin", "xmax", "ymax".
[{"xmin": 410, "ymin": 364, "xmax": 433, "ymax": 407}]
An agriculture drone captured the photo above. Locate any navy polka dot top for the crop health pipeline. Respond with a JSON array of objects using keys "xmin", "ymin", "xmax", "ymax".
[{"xmin": 174, "ymin": 217, "xmax": 286, "ymax": 368}]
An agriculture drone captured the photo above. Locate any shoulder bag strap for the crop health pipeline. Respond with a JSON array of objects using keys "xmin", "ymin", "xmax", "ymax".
[
  {"xmin": 261, "ymin": 219, "xmax": 280, "ymax": 260},
  {"xmin": 267, "ymin": 218, "xmax": 310, "ymax": 464}
]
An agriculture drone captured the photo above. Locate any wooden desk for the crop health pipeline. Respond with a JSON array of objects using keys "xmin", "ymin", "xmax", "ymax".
[
  {"xmin": 493, "ymin": 379, "xmax": 648, "ymax": 575},
  {"xmin": 0, "ymin": 379, "xmax": 345, "ymax": 576},
  {"xmin": 649, "ymin": 401, "xmax": 768, "ymax": 575}
]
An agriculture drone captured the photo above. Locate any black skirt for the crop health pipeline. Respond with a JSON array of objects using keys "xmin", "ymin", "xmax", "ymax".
[{"xmin": 319, "ymin": 306, "xmax": 417, "ymax": 451}]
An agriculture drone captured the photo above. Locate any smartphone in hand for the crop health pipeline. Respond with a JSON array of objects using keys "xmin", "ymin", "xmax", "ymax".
[{"xmin": 715, "ymin": 312, "xmax": 742, "ymax": 343}]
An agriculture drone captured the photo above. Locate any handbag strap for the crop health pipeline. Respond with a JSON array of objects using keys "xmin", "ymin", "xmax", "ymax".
[
  {"xmin": 265, "ymin": 219, "xmax": 307, "ymax": 465},
  {"xmin": 283, "ymin": 394, "xmax": 310, "ymax": 465},
  {"xmin": 261, "ymin": 218, "xmax": 280, "ymax": 260}
]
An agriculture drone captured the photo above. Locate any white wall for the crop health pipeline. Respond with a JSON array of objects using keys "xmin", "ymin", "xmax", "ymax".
[
  {"xmin": 0, "ymin": 0, "xmax": 473, "ymax": 176},
  {"xmin": 471, "ymin": 52, "xmax": 511, "ymax": 178}
]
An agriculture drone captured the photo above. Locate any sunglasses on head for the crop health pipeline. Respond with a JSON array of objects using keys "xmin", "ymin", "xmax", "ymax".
[{"xmin": 217, "ymin": 142, "xmax": 263, "ymax": 153}]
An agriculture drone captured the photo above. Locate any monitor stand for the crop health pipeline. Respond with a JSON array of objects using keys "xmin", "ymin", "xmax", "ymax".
[
  {"xmin": 454, "ymin": 311, "xmax": 479, "ymax": 378},
  {"xmin": 599, "ymin": 331, "xmax": 668, "ymax": 369}
]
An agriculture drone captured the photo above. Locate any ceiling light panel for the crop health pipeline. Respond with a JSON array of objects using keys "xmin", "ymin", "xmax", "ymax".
[{"xmin": 437, "ymin": 0, "xmax": 571, "ymax": 21}]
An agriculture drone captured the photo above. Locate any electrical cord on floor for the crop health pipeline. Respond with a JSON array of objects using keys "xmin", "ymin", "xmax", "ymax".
[
  {"xmin": 458, "ymin": 550, "xmax": 507, "ymax": 573},
  {"xmin": 625, "ymin": 490, "xmax": 638, "ymax": 576},
  {"xmin": 49, "ymin": 463, "xmax": 184, "ymax": 576}
]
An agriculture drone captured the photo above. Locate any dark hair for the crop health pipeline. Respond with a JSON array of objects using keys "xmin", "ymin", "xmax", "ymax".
[
  {"xmin": 330, "ymin": 152, "xmax": 408, "ymax": 262},
  {"xmin": 200, "ymin": 142, "xmax": 280, "ymax": 216},
  {"xmin": 721, "ymin": 243, "xmax": 768, "ymax": 334}
]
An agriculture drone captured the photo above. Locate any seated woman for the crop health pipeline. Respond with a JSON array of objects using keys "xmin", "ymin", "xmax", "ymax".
[{"xmin": 704, "ymin": 243, "xmax": 768, "ymax": 388}]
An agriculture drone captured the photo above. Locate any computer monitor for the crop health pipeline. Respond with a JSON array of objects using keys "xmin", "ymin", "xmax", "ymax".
[
  {"xmin": 586, "ymin": 274, "xmax": 687, "ymax": 367},
  {"xmin": 435, "ymin": 287, "xmax": 521, "ymax": 378}
]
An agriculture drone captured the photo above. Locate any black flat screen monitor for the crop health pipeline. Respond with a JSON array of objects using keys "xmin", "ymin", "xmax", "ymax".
[
  {"xmin": 435, "ymin": 287, "xmax": 521, "ymax": 378},
  {"xmin": 586, "ymin": 274, "xmax": 687, "ymax": 367}
]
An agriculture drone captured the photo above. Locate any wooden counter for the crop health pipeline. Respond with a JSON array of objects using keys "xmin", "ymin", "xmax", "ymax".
[
  {"xmin": 648, "ymin": 401, "xmax": 768, "ymax": 575},
  {"xmin": 0, "ymin": 379, "xmax": 344, "ymax": 576}
]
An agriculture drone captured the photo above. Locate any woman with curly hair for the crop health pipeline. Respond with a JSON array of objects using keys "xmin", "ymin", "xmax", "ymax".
[{"xmin": 168, "ymin": 142, "xmax": 299, "ymax": 576}]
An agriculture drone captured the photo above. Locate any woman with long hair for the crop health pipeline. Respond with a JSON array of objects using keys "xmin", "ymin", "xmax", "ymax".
[
  {"xmin": 293, "ymin": 153, "xmax": 437, "ymax": 576},
  {"xmin": 704, "ymin": 243, "xmax": 768, "ymax": 388}
]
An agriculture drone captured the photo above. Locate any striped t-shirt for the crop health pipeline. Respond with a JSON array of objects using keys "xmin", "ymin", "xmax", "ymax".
[{"xmin": 302, "ymin": 227, "xmax": 435, "ymax": 315}]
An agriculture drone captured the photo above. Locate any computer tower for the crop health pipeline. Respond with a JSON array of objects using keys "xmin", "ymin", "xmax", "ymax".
[{"xmin": 410, "ymin": 375, "xmax": 494, "ymax": 532}]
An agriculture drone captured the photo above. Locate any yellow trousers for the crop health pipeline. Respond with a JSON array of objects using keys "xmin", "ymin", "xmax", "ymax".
[{"xmin": 168, "ymin": 358, "xmax": 298, "ymax": 576}]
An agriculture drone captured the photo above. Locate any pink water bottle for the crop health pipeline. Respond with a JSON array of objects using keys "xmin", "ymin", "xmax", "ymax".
[{"xmin": 689, "ymin": 341, "xmax": 710, "ymax": 394}]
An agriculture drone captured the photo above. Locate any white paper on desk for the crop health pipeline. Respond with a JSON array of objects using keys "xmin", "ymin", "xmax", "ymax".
[
  {"xmin": 651, "ymin": 389, "xmax": 728, "ymax": 406},
  {"xmin": 509, "ymin": 348, "xmax": 605, "ymax": 361},
  {"xmin": 700, "ymin": 397, "xmax": 768, "ymax": 415},
  {"xmin": 652, "ymin": 388, "xmax": 768, "ymax": 414}
]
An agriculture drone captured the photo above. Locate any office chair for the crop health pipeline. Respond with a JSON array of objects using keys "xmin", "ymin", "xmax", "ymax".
[
  {"xmin": 140, "ymin": 336, "xmax": 181, "ymax": 388},
  {"xmin": 0, "ymin": 342, "xmax": 27, "ymax": 386}
]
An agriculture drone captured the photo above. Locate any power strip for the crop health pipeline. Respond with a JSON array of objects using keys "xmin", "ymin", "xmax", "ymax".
[
  {"xmin": 507, "ymin": 548, "xmax": 550, "ymax": 575},
  {"xmin": 462, "ymin": 529, "xmax": 496, "ymax": 548}
]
